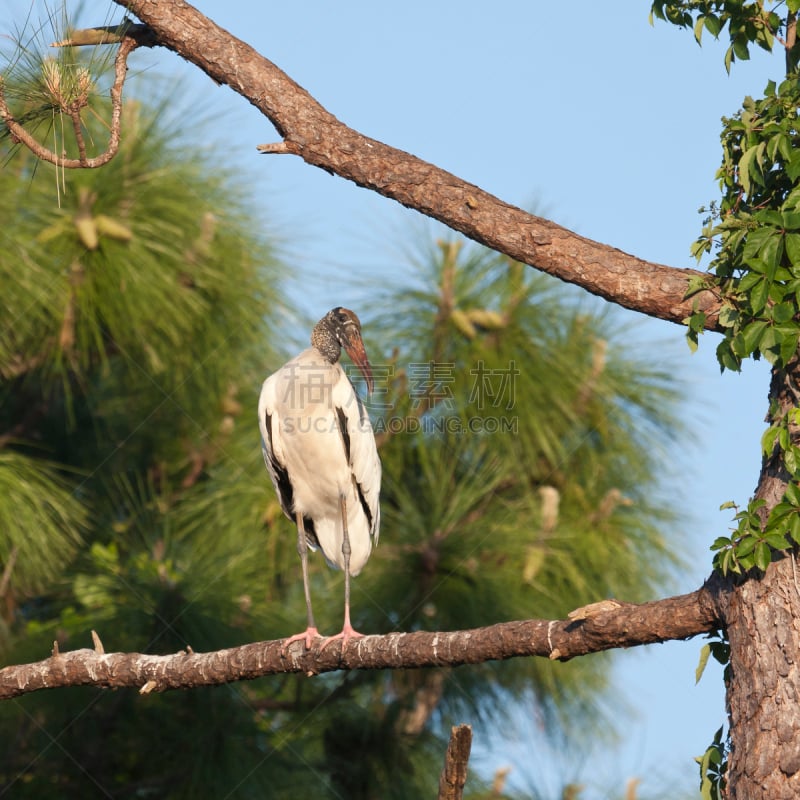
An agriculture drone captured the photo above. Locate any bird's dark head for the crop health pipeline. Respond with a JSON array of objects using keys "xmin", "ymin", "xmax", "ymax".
[{"xmin": 312, "ymin": 307, "xmax": 374, "ymax": 394}]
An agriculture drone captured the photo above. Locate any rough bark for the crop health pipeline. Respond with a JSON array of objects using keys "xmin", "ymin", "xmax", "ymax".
[
  {"xmin": 438, "ymin": 724, "xmax": 472, "ymax": 800},
  {"xmin": 0, "ymin": 588, "xmax": 720, "ymax": 700},
  {"xmin": 724, "ymin": 358, "xmax": 800, "ymax": 799},
  {"xmin": 106, "ymin": 0, "xmax": 722, "ymax": 331},
  {"xmin": 726, "ymin": 557, "xmax": 800, "ymax": 798}
]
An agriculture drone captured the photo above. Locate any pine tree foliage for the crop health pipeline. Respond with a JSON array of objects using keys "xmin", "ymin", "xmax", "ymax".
[
  {"xmin": 357, "ymin": 239, "xmax": 685, "ymax": 739},
  {"xmin": 0, "ymin": 452, "xmax": 84, "ymax": 622},
  {"xmin": 0, "ymin": 42, "xmax": 287, "ymax": 798},
  {"xmin": 0, "ymin": 30, "xmax": 686, "ymax": 800}
]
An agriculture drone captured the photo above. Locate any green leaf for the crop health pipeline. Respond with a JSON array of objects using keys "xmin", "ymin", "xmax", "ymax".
[
  {"xmin": 711, "ymin": 535, "xmax": 733, "ymax": 549},
  {"xmin": 749, "ymin": 275, "xmax": 770, "ymax": 313},
  {"xmin": 744, "ymin": 228, "xmax": 775, "ymax": 261},
  {"xmin": 761, "ymin": 424, "xmax": 780, "ymax": 456},
  {"xmin": 699, "ymin": 748, "xmax": 714, "ymax": 800},
  {"xmin": 771, "ymin": 303, "xmax": 796, "ymax": 324},
  {"xmin": 790, "ymin": 513, "xmax": 800, "ymax": 544},
  {"xmin": 754, "ymin": 540, "xmax": 772, "ymax": 571},
  {"xmin": 742, "ymin": 319, "xmax": 768, "ymax": 354},
  {"xmin": 738, "ymin": 144, "xmax": 759, "ymax": 195},
  {"xmin": 716, "ymin": 339, "xmax": 742, "ymax": 372},
  {"xmin": 783, "ymin": 211, "xmax": 800, "ymax": 231},
  {"xmin": 789, "ymin": 152, "xmax": 800, "ymax": 183},
  {"xmin": 764, "ymin": 531, "xmax": 789, "ymax": 550},
  {"xmin": 761, "ymin": 231, "xmax": 785, "ymax": 273},
  {"xmin": 684, "ymin": 309, "xmax": 708, "ymax": 332},
  {"xmin": 731, "ymin": 330, "xmax": 748, "ymax": 357},
  {"xmin": 684, "ymin": 274, "xmax": 710, "ymax": 298},
  {"xmin": 732, "ymin": 36, "xmax": 750, "ymax": 62},
  {"xmin": 786, "ymin": 446, "xmax": 798, "ymax": 475},
  {"xmin": 738, "ymin": 553, "xmax": 755, "ymax": 571},
  {"xmin": 785, "ymin": 444, "xmax": 800, "ymax": 476},
  {"xmin": 738, "ymin": 269, "xmax": 765, "ymax": 292},
  {"xmin": 718, "ymin": 303, "xmax": 739, "ymax": 328},
  {"xmin": 684, "ymin": 309, "xmax": 707, "ymax": 353},
  {"xmin": 779, "ymin": 132, "xmax": 794, "ymax": 162},
  {"xmin": 756, "ymin": 209, "xmax": 784, "ymax": 228},
  {"xmin": 780, "ymin": 329, "xmax": 800, "ymax": 367},
  {"xmin": 760, "ymin": 327, "xmax": 792, "ymax": 368},
  {"xmin": 786, "ymin": 233, "xmax": 800, "ymax": 266},
  {"xmin": 691, "ymin": 237, "xmax": 712, "ymax": 261},
  {"xmin": 771, "ymin": 502, "xmax": 796, "ymax": 519},
  {"xmin": 696, "ymin": 643, "xmax": 711, "ymax": 684},
  {"xmin": 693, "ymin": 15, "xmax": 704, "ymax": 44},
  {"xmin": 786, "ymin": 482, "xmax": 800, "ymax": 506},
  {"xmin": 704, "ymin": 13, "xmax": 721, "ymax": 37},
  {"xmin": 756, "ymin": 23, "xmax": 774, "ymax": 53},
  {"xmin": 736, "ymin": 535, "xmax": 758, "ymax": 558}
]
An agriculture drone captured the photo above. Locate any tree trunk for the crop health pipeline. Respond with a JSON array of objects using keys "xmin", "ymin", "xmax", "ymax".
[
  {"xmin": 725, "ymin": 360, "xmax": 800, "ymax": 798},
  {"xmin": 726, "ymin": 557, "xmax": 800, "ymax": 797}
]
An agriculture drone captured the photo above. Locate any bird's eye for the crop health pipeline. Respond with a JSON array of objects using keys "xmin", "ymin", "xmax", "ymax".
[{"xmin": 336, "ymin": 311, "xmax": 349, "ymax": 323}]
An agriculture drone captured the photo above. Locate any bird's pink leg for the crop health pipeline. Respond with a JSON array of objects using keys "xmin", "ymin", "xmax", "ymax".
[
  {"xmin": 320, "ymin": 494, "xmax": 364, "ymax": 652},
  {"xmin": 282, "ymin": 513, "xmax": 322, "ymax": 652}
]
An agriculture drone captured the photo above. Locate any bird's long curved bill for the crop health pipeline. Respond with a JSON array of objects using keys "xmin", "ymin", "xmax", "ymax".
[{"xmin": 344, "ymin": 338, "xmax": 374, "ymax": 395}]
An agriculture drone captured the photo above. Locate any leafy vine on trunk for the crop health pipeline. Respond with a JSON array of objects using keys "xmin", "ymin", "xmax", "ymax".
[{"xmin": 654, "ymin": 3, "xmax": 800, "ymax": 797}]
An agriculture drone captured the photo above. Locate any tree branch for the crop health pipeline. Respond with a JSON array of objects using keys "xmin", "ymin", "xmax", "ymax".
[
  {"xmin": 103, "ymin": 0, "xmax": 720, "ymax": 330},
  {"xmin": 438, "ymin": 724, "xmax": 472, "ymax": 800},
  {"xmin": 0, "ymin": 585, "xmax": 722, "ymax": 700},
  {"xmin": 0, "ymin": 34, "xmax": 137, "ymax": 168}
]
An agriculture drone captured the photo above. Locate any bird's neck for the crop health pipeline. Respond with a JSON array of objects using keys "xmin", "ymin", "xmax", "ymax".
[{"xmin": 310, "ymin": 322, "xmax": 341, "ymax": 364}]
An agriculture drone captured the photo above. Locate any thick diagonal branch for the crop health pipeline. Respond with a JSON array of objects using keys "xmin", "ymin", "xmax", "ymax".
[
  {"xmin": 0, "ymin": 585, "xmax": 722, "ymax": 700},
  {"xmin": 109, "ymin": 0, "xmax": 721, "ymax": 329}
]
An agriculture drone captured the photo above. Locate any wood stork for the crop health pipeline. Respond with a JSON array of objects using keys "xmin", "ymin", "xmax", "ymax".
[{"xmin": 258, "ymin": 307, "xmax": 381, "ymax": 650}]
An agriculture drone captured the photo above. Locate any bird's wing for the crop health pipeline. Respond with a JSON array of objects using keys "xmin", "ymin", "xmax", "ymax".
[
  {"xmin": 258, "ymin": 373, "xmax": 295, "ymax": 521},
  {"xmin": 333, "ymin": 375, "xmax": 382, "ymax": 544}
]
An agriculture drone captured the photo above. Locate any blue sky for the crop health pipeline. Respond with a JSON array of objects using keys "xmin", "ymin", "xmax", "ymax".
[{"xmin": 3, "ymin": 1, "xmax": 784, "ymax": 797}]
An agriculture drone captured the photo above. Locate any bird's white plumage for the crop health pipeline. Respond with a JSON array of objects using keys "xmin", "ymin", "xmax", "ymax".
[{"xmin": 258, "ymin": 346, "xmax": 380, "ymax": 576}]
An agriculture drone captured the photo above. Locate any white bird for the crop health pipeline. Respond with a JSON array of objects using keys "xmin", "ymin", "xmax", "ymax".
[{"xmin": 258, "ymin": 307, "xmax": 381, "ymax": 650}]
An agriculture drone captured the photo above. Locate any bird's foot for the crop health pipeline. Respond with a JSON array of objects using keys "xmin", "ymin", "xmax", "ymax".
[
  {"xmin": 281, "ymin": 626, "xmax": 322, "ymax": 654},
  {"xmin": 318, "ymin": 623, "xmax": 364, "ymax": 653}
]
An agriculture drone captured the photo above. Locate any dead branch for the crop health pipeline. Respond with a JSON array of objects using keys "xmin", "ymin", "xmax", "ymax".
[
  {"xmin": 0, "ymin": 34, "xmax": 138, "ymax": 168},
  {"xmin": 51, "ymin": 22, "xmax": 154, "ymax": 47},
  {"xmin": 438, "ymin": 724, "xmax": 472, "ymax": 800},
  {"xmin": 0, "ymin": 584, "xmax": 721, "ymax": 700},
  {"xmin": 0, "ymin": 546, "xmax": 18, "ymax": 598},
  {"xmin": 53, "ymin": 0, "xmax": 722, "ymax": 329}
]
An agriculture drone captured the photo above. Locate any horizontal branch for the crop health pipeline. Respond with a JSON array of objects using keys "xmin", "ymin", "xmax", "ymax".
[
  {"xmin": 0, "ymin": 586, "xmax": 721, "ymax": 700},
  {"xmin": 110, "ymin": 0, "xmax": 722, "ymax": 330}
]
